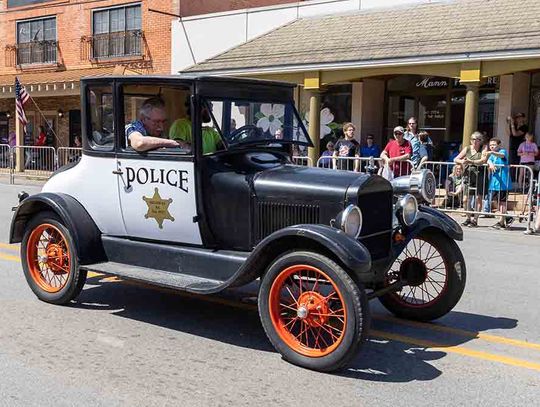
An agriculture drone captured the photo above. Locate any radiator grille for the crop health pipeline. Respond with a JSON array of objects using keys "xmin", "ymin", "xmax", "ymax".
[{"xmin": 255, "ymin": 201, "xmax": 320, "ymax": 242}]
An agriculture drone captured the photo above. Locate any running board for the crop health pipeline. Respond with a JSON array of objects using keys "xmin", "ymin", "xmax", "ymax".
[{"xmin": 81, "ymin": 262, "xmax": 224, "ymax": 293}]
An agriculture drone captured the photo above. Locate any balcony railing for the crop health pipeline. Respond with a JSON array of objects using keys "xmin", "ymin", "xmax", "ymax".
[
  {"xmin": 16, "ymin": 40, "xmax": 58, "ymax": 65},
  {"xmin": 91, "ymin": 30, "xmax": 143, "ymax": 59}
]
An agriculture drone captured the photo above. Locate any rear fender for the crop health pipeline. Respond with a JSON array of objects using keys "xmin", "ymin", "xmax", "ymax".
[
  {"xmin": 10, "ymin": 192, "xmax": 106, "ymax": 265},
  {"xmin": 230, "ymin": 224, "xmax": 372, "ymax": 287}
]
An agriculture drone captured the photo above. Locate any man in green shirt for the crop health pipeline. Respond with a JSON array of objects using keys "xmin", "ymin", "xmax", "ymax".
[{"xmin": 169, "ymin": 102, "xmax": 222, "ymax": 154}]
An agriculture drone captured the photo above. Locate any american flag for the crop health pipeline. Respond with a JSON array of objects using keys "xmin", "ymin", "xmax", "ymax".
[{"xmin": 15, "ymin": 77, "xmax": 30, "ymax": 134}]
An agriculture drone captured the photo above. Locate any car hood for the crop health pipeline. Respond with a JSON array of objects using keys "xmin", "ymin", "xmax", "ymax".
[{"xmin": 253, "ymin": 164, "xmax": 371, "ymax": 203}]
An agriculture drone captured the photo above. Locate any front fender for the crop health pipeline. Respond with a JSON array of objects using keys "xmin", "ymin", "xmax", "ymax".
[
  {"xmin": 10, "ymin": 192, "xmax": 106, "ymax": 265},
  {"xmin": 229, "ymin": 224, "xmax": 372, "ymax": 289},
  {"xmin": 414, "ymin": 206, "xmax": 463, "ymax": 241}
]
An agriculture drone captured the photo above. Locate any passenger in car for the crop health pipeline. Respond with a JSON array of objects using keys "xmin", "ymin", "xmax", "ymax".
[
  {"xmin": 169, "ymin": 99, "xmax": 223, "ymax": 155},
  {"xmin": 125, "ymin": 97, "xmax": 182, "ymax": 152}
]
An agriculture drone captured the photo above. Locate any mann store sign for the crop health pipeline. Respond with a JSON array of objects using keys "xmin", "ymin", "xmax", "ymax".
[{"xmin": 8, "ymin": 0, "xmax": 49, "ymax": 7}]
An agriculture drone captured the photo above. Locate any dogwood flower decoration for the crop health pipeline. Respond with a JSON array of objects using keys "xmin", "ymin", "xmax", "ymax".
[
  {"xmin": 303, "ymin": 107, "xmax": 335, "ymax": 139},
  {"xmin": 256, "ymin": 104, "xmax": 284, "ymax": 135}
]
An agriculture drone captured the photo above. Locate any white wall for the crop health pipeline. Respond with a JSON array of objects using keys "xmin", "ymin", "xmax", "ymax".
[{"xmin": 171, "ymin": 0, "xmax": 432, "ymax": 73}]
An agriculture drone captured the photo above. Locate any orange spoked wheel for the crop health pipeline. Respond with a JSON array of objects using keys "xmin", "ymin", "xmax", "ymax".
[
  {"xmin": 22, "ymin": 213, "xmax": 86, "ymax": 305},
  {"xmin": 259, "ymin": 251, "xmax": 369, "ymax": 372},
  {"xmin": 268, "ymin": 264, "xmax": 347, "ymax": 357},
  {"xmin": 26, "ymin": 223, "xmax": 71, "ymax": 293},
  {"xmin": 379, "ymin": 229, "xmax": 466, "ymax": 322}
]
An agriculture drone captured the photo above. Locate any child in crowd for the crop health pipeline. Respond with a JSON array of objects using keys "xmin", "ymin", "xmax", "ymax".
[
  {"xmin": 418, "ymin": 131, "xmax": 433, "ymax": 167},
  {"xmin": 517, "ymin": 132, "xmax": 538, "ymax": 187},
  {"xmin": 444, "ymin": 163, "xmax": 465, "ymax": 208}
]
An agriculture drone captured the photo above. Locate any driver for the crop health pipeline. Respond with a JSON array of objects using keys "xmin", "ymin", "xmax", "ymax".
[
  {"xmin": 125, "ymin": 97, "xmax": 180, "ymax": 152},
  {"xmin": 169, "ymin": 98, "xmax": 222, "ymax": 155}
]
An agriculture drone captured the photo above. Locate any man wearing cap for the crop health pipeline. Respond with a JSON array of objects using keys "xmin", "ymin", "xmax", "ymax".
[{"xmin": 380, "ymin": 126, "xmax": 412, "ymax": 177}]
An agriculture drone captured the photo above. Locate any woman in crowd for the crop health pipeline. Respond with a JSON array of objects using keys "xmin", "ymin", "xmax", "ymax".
[{"xmin": 454, "ymin": 131, "xmax": 490, "ymax": 227}]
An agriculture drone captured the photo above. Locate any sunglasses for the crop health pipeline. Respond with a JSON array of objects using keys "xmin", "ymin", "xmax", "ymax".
[{"xmin": 394, "ymin": 132, "xmax": 403, "ymax": 135}]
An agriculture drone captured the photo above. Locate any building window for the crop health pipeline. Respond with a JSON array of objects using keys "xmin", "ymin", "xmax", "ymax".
[
  {"xmin": 17, "ymin": 17, "xmax": 57, "ymax": 65},
  {"xmin": 92, "ymin": 4, "xmax": 142, "ymax": 59}
]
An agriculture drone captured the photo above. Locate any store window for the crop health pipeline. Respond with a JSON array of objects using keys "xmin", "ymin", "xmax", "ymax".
[
  {"xmin": 320, "ymin": 85, "xmax": 352, "ymax": 145},
  {"xmin": 92, "ymin": 4, "xmax": 142, "ymax": 58},
  {"xmin": 16, "ymin": 17, "xmax": 57, "ymax": 65},
  {"xmin": 386, "ymin": 75, "xmax": 499, "ymax": 151},
  {"xmin": 530, "ymin": 72, "xmax": 540, "ymax": 144}
]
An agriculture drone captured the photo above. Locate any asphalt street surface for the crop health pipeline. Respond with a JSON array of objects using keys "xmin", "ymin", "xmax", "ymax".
[{"xmin": 0, "ymin": 181, "xmax": 538, "ymax": 406}]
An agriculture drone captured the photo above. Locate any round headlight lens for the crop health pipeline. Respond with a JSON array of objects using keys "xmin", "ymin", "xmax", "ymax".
[
  {"xmin": 398, "ymin": 194, "xmax": 418, "ymax": 226},
  {"xmin": 340, "ymin": 204, "xmax": 363, "ymax": 238}
]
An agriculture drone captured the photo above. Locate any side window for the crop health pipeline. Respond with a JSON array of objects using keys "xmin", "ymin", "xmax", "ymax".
[
  {"xmin": 122, "ymin": 84, "xmax": 192, "ymax": 154},
  {"xmin": 87, "ymin": 85, "xmax": 114, "ymax": 151}
]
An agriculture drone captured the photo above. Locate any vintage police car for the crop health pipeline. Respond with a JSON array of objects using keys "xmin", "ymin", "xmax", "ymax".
[{"xmin": 10, "ymin": 75, "xmax": 465, "ymax": 372}]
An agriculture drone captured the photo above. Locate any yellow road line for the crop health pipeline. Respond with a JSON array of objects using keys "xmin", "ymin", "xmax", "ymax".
[
  {"xmin": 2, "ymin": 253, "xmax": 540, "ymax": 369},
  {"xmin": 0, "ymin": 252, "xmax": 20, "ymax": 262},
  {"xmin": 371, "ymin": 329, "xmax": 540, "ymax": 372},
  {"xmin": 376, "ymin": 315, "xmax": 540, "ymax": 351},
  {"xmin": 0, "ymin": 242, "xmax": 18, "ymax": 252}
]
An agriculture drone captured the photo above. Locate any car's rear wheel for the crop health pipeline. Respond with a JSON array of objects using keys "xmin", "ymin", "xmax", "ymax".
[
  {"xmin": 378, "ymin": 229, "xmax": 466, "ymax": 321},
  {"xmin": 258, "ymin": 251, "xmax": 369, "ymax": 372},
  {"xmin": 21, "ymin": 212, "xmax": 87, "ymax": 305}
]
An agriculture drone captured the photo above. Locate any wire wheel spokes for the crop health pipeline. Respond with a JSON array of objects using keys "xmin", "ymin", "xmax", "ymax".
[
  {"xmin": 388, "ymin": 238, "xmax": 448, "ymax": 307},
  {"xmin": 27, "ymin": 223, "xmax": 71, "ymax": 293},
  {"xmin": 268, "ymin": 264, "xmax": 347, "ymax": 357}
]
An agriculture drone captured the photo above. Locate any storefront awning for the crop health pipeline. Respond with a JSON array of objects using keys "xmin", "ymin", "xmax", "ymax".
[
  {"xmin": 0, "ymin": 66, "xmax": 133, "ymax": 98},
  {"xmin": 184, "ymin": 0, "xmax": 540, "ymax": 78}
]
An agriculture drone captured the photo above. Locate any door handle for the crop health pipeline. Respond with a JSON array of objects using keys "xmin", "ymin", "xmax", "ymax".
[{"xmin": 112, "ymin": 169, "xmax": 123, "ymax": 175}]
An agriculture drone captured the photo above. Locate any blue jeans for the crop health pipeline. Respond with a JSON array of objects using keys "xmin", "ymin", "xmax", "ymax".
[{"xmin": 483, "ymin": 190, "xmax": 493, "ymax": 213}]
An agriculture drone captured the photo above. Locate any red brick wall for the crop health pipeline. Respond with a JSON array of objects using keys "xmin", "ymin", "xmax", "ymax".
[
  {"xmin": 178, "ymin": 0, "xmax": 305, "ymax": 17},
  {"xmin": 0, "ymin": 0, "xmax": 179, "ymax": 75}
]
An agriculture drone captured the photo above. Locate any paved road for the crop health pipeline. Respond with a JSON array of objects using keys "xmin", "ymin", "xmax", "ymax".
[{"xmin": 0, "ymin": 183, "xmax": 538, "ymax": 406}]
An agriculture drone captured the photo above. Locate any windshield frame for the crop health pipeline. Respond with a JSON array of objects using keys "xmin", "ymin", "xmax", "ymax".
[{"xmin": 201, "ymin": 96, "xmax": 313, "ymax": 150}]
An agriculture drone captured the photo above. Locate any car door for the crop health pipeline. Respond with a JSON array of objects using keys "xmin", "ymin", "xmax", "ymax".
[
  {"xmin": 114, "ymin": 80, "xmax": 202, "ymax": 245},
  {"xmin": 115, "ymin": 154, "xmax": 201, "ymax": 244}
]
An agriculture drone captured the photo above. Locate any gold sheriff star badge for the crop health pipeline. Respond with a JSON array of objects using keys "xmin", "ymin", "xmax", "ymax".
[{"xmin": 142, "ymin": 188, "xmax": 175, "ymax": 229}]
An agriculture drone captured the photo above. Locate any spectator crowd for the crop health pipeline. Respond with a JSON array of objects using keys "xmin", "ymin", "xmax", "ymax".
[{"xmin": 312, "ymin": 113, "xmax": 540, "ymax": 234}]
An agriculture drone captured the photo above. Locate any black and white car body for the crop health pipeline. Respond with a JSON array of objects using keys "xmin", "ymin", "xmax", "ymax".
[{"xmin": 10, "ymin": 76, "xmax": 466, "ymax": 372}]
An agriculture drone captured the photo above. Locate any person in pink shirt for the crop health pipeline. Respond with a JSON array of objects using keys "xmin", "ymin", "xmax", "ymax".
[
  {"xmin": 380, "ymin": 126, "xmax": 412, "ymax": 177},
  {"xmin": 517, "ymin": 132, "xmax": 538, "ymax": 187}
]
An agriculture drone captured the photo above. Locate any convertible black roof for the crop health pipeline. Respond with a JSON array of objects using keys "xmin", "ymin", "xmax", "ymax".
[{"xmin": 80, "ymin": 74, "xmax": 296, "ymax": 88}]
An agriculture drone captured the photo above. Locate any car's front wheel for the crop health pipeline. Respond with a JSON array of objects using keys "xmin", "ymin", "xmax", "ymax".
[
  {"xmin": 21, "ymin": 212, "xmax": 87, "ymax": 305},
  {"xmin": 258, "ymin": 251, "xmax": 369, "ymax": 372},
  {"xmin": 378, "ymin": 229, "xmax": 466, "ymax": 321}
]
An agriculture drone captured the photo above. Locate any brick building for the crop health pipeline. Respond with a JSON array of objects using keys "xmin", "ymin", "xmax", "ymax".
[{"xmin": 0, "ymin": 0, "xmax": 179, "ymax": 147}]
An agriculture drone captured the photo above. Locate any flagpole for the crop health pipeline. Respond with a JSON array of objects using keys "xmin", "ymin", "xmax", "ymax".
[
  {"xmin": 14, "ymin": 98, "xmax": 24, "ymax": 172},
  {"xmin": 27, "ymin": 95, "xmax": 65, "ymax": 147}
]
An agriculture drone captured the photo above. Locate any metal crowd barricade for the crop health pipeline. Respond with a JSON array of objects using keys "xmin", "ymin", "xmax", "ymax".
[
  {"xmin": 11, "ymin": 146, "xmax": 57, "ymax": 182},
  {"xmin": 291, "ymin": 156, "xmax": 313, "ymax": 167},
  {"xmin": 57, "ymin": 147, "xmax": 82, "ymax": 167},
  {"xmin": 316, "ymin": 156, "xmax": 413, "ymax": 177},
  {"xmin": 0, "ymin": 144, "xmax": 12, "ymax": 179},
  {"xmin": 418, "ymin": 160, "xmax": 536, "ymax": 232}
]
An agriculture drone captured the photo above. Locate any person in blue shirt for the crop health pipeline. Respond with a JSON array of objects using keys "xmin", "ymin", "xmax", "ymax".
[
  {"xmin": 125, "ymin": 97, "xmax": 180, "ymax": 152},
  {"xmin": 486, "ymin": 138, "xmax": 513, "ymax": 229},
  {"xmin": 360, "ymin": 134, "xmax": 380, "ymax": 158},
  {"xmin": 318, "ymin": 141, "xmax": 335, "ymax": 168}
]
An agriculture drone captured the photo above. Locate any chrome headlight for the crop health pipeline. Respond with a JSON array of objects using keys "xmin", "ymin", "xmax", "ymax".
[
  {"xmin": 396, "ymin": 194, "xmax": 418, "ymax": 226},
  {"xmin": 335, "ymin": 204, "xmax": 363, "ymax": 238},
  {"xmin": 391, "ymin": 169, "xmax": 436, "ymax": 203}
]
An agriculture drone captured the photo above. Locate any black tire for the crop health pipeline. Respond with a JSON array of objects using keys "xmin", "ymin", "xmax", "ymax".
[
  {"xmin": 21, "ymin": 211, "xmax": 87, "ymax": 305},
  {"xmin": 378, "ymin": 229, "xmax": 466, "ymax": 321},
  {"xmin": 258, "ymin": 251, "xmax": 370, "ymax": 372}
]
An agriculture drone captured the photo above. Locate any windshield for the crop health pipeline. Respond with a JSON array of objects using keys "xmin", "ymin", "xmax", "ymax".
[{"xmin": 203, "ymin": 98, "xmax": 313, "ymax": 148}]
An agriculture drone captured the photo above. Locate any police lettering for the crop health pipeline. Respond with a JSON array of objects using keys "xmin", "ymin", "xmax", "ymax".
[{"xmin": 126, "ymin": 167, "xmax": 189, "ymax": 192}]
